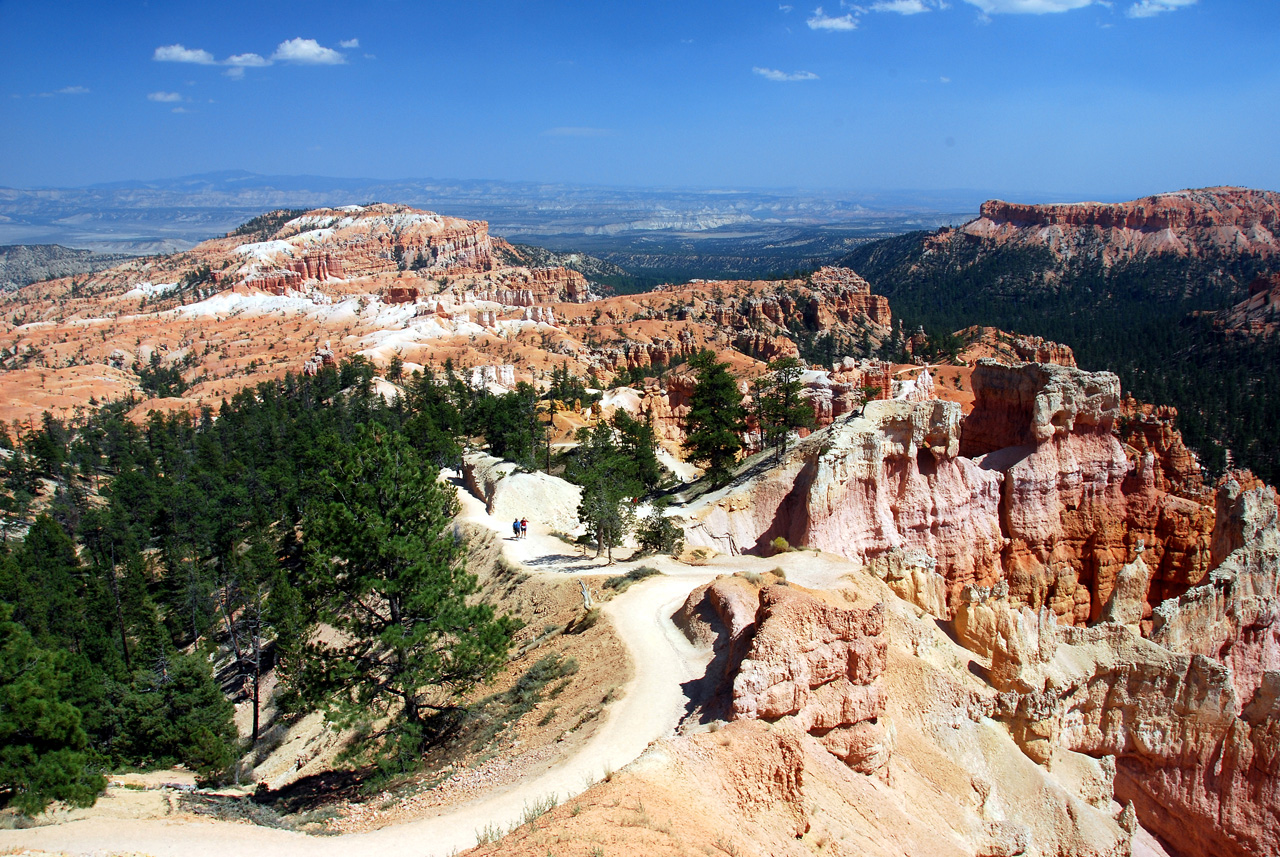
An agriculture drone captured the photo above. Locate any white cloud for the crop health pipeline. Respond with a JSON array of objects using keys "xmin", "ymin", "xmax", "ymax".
[
  {"xmin": 226, "ymin": 52, "xmax": 270, "ymax": 67},
  {"xmin": 754, "ymin": 66, "xmax": 820, "ymax": 81},
  {"xmin": 147, "ymin": 91, "xmax": 184, "ymax": 102},
  {"xmin": 271, "ymin": 37, "xmax": 346, "ymax": 65},
  {"xmin": 154, "ymin": 44, "xmax": 216, "ymax": 64},
  {"xmin": 962, "ymin": 0, "xmax": 1095, "ymax": 12},
  {"xmin": 1126, "ymin": 0, "xmax": 1195, "ymax": 17},
  {"xmin": 542, "ymin": 127, "xmax": 613, "ymax": 137},
  {"xmin": 940, "ymin": 75, "xmax": 951, "ymax": 83},
  {"xmin": 779, "ymin": 3, "xmax": 794, "ymax": 10},
  {"xmin": 807, "ymin": 7, "xmax": 858, "ymax": 29},
  {"xmin": 339, "ymin": 38, "xmax": 360, "ymax": 48},
  {"xmin": 872, "ymin": 0, "xmax": 932, "ymax": 13},
  {"xmin": 172, "ymin": 107, "xmax": 190, "ymax": 114},
  {"xmin": 154, "ymin": 38, "xmax": 351, "ymax": 77}
]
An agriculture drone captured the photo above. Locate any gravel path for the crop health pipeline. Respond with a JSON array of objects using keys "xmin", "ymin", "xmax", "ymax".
[{"xmin": 1, "ymin": 474, "xmax": 717, "ymax": 857}]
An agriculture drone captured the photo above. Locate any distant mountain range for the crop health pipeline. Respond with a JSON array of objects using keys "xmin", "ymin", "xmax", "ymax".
[{"xmin": 0, "ymin": 170, "xmax": 1026, "ymax": 257}]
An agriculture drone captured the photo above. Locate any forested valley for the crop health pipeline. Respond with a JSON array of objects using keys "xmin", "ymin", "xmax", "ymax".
[
  {"xmin": 842, "ymin": 233, "xmax": 1280, "ymax": 483},
  {"xmin": 0, "ymin": 358, "xmax": 571, "ymax": 814},
  {"xmin": 0, "ymin": 347, "xmax": 791, "ymax": 817}
]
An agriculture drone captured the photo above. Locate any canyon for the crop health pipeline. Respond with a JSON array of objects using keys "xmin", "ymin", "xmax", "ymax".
[{"xmin": 3, "ymin": 198, "xmax": 1278, "ymax": 857}]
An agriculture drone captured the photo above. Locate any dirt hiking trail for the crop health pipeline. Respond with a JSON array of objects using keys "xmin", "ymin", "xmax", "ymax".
[{"xmin": 3, "ymin": 476, "xmax": 724, "ymax": 857}]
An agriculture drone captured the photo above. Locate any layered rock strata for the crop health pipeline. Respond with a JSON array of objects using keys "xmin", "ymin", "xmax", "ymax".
[
  {"xmin": 962, "ymin": 187, "xmax": 1280, "ymax": 263},
  {"xmin": 679, "ymin": 579, "xmax": 891, "ymax": 773},
  {"xmin": 679, "ymin": 398, "xmax": 1006, "ymax": 607},
  {"xmin": 964, "ymin": 361, "xmax": 1215, "ymax": 625},
  {"xmin": 732, "ymin": 585, "xmax": 891, "ymax": 772},
  {"xmin": 232, "ymin": 204, "xmax": 495, "ymax": 286}
]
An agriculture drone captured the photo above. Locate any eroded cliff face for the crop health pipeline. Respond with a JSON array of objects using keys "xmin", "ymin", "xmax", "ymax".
[
  {"xmin": 730, "ymin": 585, "xmax": 892, "ymax": 772},
  {"xmin": 962, "ymin": 522, "xmax": 1280, "ymax": 857},
  {"xmin": 961, "ymin": 187, "xmax": 1280, "ymax": 264},
  {"xmin": 679, "ymin": 398, "xmax": 1006, "ymax": 606},
  {"xmin": 231, "ymin": 204, "xmax": 496, "ymax": 284},
  {"xmin": 673, "ymin": 355, "xmax": 1278, "ymax": 857}
]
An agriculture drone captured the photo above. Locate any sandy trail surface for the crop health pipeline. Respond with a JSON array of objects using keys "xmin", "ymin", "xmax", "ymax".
[{"xmin": 1, "ymin": 474, "xmax": 719, "ymax": 857}]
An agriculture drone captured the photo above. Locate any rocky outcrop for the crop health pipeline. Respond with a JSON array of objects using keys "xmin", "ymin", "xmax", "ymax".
[
  {"xmin": 963, "ymin": 361, "xmax": 1216, "ymax": 625},
  {"xmin": 233, "ymin": 204, "xmax": 494, "ymax": 286},
  {"xmin": 679, "ymin": 579, "xmax": 892, "ymax": 773},
  {"xmin": 955, "ymin": 327, "xmax": 1078, "ymax": 367},
  {"xmin": 1211, "ymin": 272, "xmax": 1280, "ymax": 338},
  {"xmin": 680, "ymin": 399, "xmax": 1006, "ymax": 609},
  {"xmin": 962, "ymin": 187, "xmax": 1280, "ymax": 264},
  {"xmin": 1010, "ymin": 333, "xmax": 1076, "ymax": 366},
  {"xmin": 966, "ymin": 581, "xmax": 1280, "ymax": 857},
  {"xmin": 639, "ymin": 372, "xmax": 698, "ymax": 448},
  {"xmin": 383, "ymin": 286, "xmax": 419, "ymax": 304},
  {"xmin": 1150, "ymin": 475, "xmax": 1280, "ymax": 707},
  {"xmin": 732, "ymin": 585, "xmax": 891, "ymax": 772},
  {"xmin": 959, "ymin": 359, "xmax": 1120, "ymax": 457},
  {"xmin": 653, "ymin": 267, "xmax": 892, "ymax": 350},
  {"xmin": 1118, "ymin": 396, "xmax": 1205, "ymax": 497}
]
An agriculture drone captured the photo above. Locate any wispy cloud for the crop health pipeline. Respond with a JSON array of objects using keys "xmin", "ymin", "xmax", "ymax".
[
  {"xmin": 147, "ymin": 91, "xmax": 184, "ymax": 102},
  {"xmin": 962, "ymin": 0, "xmax": 1095, "ymax": 12},
  {"xmin": 226, "ymin": 52, "xmax": 270, "ymax": 67},
  {"xmin": 754, "ymin": 67, "xmax": 820, "ymax": 81},
  {"xmin": 272, "ymin": 38, "xmax": 346, "ymax": 65},
  {"xmin": 339, "ymin": 38, "xmax": 360, "ymax": 49},
  {"xmin": 154, "ymin": 44, "xmax": 217, "ymax": 64},
  {"xmin": 807, "ymin": 6, "xmax": 858, "ymax": 29},
  {"xmin": 1126, "ymin": 0, "xmax": 1195, "ymax": 17},
  {"xmin": 32, "ymin": 85, "xmax": 90, "ymax": 97},
  {"xmin": 871, "ymin": 0, "xmax": 936, "ymax": 13},
  {"xmin": 541, "ymin": 127, "xmax": 613, "ymax": 137},
  {"xmin": 779, "ymin": 3, "xmax": 794, "ymax": 11}
]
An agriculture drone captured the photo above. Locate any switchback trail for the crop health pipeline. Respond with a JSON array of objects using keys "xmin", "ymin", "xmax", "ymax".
[{"xmin": 2, "ymin": 477, "xmax": 718, "ymax": 857}]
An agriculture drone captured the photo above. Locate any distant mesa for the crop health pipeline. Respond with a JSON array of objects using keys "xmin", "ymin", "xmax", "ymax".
[{"xmin": 959, "ymin": 186, "xmax": 1280, "ymax": 263}]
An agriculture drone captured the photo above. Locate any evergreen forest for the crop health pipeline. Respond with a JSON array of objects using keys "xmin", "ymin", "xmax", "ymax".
[
  {"xmin": 841, "ymin": 233, "xmax": 1280, "ymax": 483},
  {"xmin": 0, "ymin": 358, "xmax": 571, "ymax": 813}
]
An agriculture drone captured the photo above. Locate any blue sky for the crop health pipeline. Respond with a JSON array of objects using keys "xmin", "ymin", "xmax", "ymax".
[{"xmin": 1, "ymin": 0, "xmax": 1276, "ymax": 199}]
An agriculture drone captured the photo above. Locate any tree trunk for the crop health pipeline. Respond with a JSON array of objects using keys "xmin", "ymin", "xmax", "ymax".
[
  {"xmin": 251, "ymin": 582, "xmax": 262, "ymax": 743},
  {"xmin": 108, "ymin": 543, "xmax": 132, "ymax": 672}
]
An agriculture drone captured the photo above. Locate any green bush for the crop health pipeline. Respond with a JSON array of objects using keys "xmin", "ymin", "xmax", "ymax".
[{"xmin": 636, "ymin": 509, "xmax": 684, "ymax": 556}]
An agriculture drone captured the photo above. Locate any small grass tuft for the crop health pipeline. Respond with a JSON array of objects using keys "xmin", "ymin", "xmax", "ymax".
[{"xmin": 603, "ymin": 566, "xmax": 661, "ymax": 594}]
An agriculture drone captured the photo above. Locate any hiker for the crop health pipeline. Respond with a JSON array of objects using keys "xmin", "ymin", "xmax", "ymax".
[
  {"xmin": 520, "ymin": 517, "xmax": 528, "ymax": 539},
  {"xmin": 512, "ymin": 518, "xmax": 521, "ymax": 538}
]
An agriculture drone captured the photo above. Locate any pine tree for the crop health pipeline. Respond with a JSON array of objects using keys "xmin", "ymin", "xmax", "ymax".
[
  {"xmin": 570, "ymin": 422, "xmax": 640, "ymax": 561},
  {"xmin": 753, "ymin": 357, "xmax": 816, "ymax": 464},
  {"xmin": 682, "ymin": 350, "xmax": 747, "ymax": 485},
  {"xmin": 297, "ymin": 427, "xmax": 518, "ymax": 760},
  {"xmin": 0, "ymin": 604, "xmax": 105, "ymax": 815}
]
